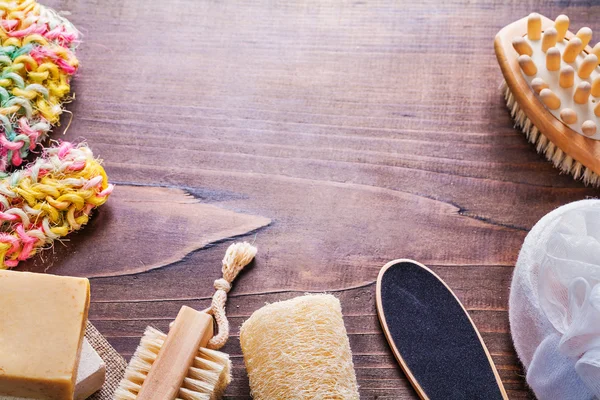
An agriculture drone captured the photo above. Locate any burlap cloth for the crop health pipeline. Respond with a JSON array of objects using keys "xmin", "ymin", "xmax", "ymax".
[{"xmin": 85, "ymin": 321, "xmax": 127, "ymax": 399}]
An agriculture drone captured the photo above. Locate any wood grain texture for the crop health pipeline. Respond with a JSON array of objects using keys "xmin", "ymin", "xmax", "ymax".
[
  {"xmin": 19, "ymin": 185, "xmax": 271, "ymax": 277},
  {"xmin": 20, "ymin": 0, "xmax": 600, "ymax": 398}
]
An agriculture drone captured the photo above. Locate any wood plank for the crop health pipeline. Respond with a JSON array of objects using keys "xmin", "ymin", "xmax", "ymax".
[{"xmin": 31, "ymin": 0, "xmax": 600, "ymax": 398}]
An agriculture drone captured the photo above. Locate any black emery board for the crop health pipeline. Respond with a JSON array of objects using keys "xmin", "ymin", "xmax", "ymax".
[{"xmin": 376, "ymin": 259, "xmax": 508, "ymax": 400}]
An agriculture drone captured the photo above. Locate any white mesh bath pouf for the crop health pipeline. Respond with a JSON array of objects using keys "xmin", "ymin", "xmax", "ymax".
[{"xmin": 510, "ymin": 199, "xmax": 600, "ymax": 400}]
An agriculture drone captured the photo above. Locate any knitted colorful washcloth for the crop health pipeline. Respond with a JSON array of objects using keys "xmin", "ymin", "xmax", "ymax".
[
  {"xmin": 0, "ymin": 141, "xmax": 112, "ymax": 269},
  {"xmin": 0, "ymin": 0, "xmax": 79, "ymax": 171}
]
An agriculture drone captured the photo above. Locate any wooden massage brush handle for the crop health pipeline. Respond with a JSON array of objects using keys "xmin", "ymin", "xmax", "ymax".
[{"xmin": 136, "ymin": 306, "xmax": 214, "ymax": 400}]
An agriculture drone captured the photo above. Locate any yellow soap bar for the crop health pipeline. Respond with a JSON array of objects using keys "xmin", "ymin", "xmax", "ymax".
[{"xmin": 0, "ymin": 270, "xmax": 90, "ymax": 400}]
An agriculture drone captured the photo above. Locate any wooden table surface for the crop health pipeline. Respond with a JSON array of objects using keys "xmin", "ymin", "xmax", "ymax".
[{"xmin": 22, "ymin": 0, "xmax": 600, "ymax": 398}]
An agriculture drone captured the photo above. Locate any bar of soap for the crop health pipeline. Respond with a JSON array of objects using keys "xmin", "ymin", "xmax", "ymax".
[
  {"xmin": 0, "ymin": 270, "xmax": 90, "ymax": 400},
  {"xmin": 1, "ymin": 339, "xmax": 106, "ymax": 400},
  {"xmin": 74, "ymin": 339, "xmax": 106, "ymax": 400}
]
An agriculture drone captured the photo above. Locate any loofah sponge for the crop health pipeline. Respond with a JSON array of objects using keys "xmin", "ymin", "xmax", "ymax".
[
  {"xmin": 240, "ymin": 294, "xmax": 360, "ymax": 400},
  {"xmin": 0, "ymin": 0, "xmax": 80, "ymax": 170},
  {"xmin": 0, "ymin": 141, "xmax": 112, "ymax": 269},
  {"xmin": 0, "ymin": 2, "xmax": 113, "ymax": 270}
]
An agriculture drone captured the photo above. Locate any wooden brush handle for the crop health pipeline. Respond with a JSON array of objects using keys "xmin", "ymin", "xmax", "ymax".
[{"xmin": 136, "ymin": 306, "xmax": 214, "ymax": 400}]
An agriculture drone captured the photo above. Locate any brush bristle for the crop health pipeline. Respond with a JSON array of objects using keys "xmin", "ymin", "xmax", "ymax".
[
  {"xmin": 114, "ymin": 326, "xmax": 232, "ymax": 400},
  {"xmin": 502, "ymin": 80, "xmax": 600, "ymax": 186}
]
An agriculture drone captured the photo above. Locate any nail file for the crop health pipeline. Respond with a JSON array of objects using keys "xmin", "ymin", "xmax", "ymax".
[{"xmin": 376, "ymin": 259, "xmax": 508, "ymax": 400}]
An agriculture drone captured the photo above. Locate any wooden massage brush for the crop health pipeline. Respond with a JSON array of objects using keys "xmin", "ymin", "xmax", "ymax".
[
  {"xmin": 496, "ymin": 13, "xmax": 600, "ymax": 185},
  {"xmin": 114, "ymin": 242, "xmax": 257, "ymax": 400}
]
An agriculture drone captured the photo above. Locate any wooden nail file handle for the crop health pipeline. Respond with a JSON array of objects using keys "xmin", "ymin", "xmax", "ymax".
[
  {"xmin": 376, "ymin": 259, "xmax": 508, "ymax": 400},
  {"xmin": 136, "ymin": 306, "xmax": 214, "ymax": 400}
]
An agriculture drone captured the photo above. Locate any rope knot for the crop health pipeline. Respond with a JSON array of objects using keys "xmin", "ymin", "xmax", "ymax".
[
  {"xmin": 207, "ymin": 241, "xmax": 257, "ymax": 349},
  {"xmin": 214, "ymin": 278, "xmax": 231, "ymax": 293}
]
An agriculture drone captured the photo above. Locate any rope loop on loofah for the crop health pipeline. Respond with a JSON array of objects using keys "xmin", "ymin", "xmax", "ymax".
[{"xmin": 206, "ymin": 241, "xmax": 257, "ymax": 349}]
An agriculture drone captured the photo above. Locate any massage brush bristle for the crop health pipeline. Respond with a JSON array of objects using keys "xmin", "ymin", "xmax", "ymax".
[
  {"xmin": 115, "ymin": 242, "xmax": 257, "ymax": 400},
  {"xmin": 495, "ymin": 13, "xmax": 600, "ymax": 186}
]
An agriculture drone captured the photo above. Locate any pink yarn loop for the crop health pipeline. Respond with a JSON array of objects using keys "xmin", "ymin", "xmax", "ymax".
[
  {"xmin": 8, "ymin": 23, "xmax": 45, "ymax": 38},
  {"xmin": 0, "ymin": 213, "xmax": 18, "ymax": 222}
]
